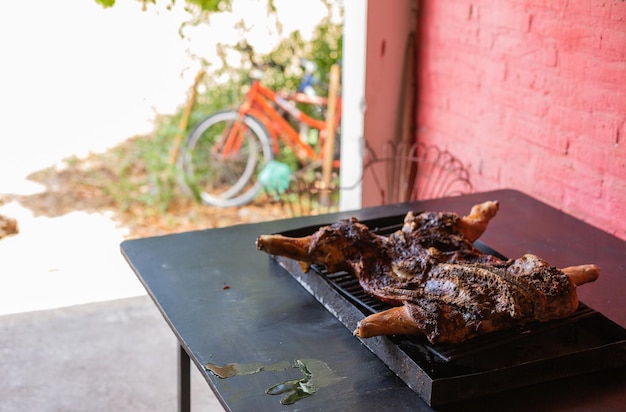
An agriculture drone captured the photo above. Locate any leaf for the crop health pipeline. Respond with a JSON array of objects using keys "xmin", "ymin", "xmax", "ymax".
[
  {"xmin": 94, "ymin": 0, "xmax": 116, "ymax": 7},
  {"xmin": 187, "ymin": 0, "xmax": 232, "ymax": 12}
]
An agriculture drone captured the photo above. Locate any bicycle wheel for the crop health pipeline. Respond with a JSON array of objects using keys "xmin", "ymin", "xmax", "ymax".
[{"xmin": 178, "ymin": 110, "xmax": 272, "ymax": 207}]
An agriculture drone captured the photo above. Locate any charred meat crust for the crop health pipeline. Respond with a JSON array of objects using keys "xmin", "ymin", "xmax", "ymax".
[{"xmin": 256, "ymin": 201, "xmax": 599, "ymax": 344}]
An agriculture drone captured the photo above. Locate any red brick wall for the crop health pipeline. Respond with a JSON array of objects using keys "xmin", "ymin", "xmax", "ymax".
[{"xmin": 415, "ymin": 0, "xmax": 626, "ymax": 240}]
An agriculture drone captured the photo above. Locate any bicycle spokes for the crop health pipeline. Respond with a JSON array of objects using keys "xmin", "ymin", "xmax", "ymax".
[
  {"xmin": 220, "ymin": 120, "xmax": 248, "ymax": 160},
  {"xmin": 200, "ymin": 120, "xmax": 255, "ymax": 196},
  {"xmin": 179, "ymin": 110, "xmax": 272, "ymax": 207},
  {"xmin": 211, "ymin": 119, "xmax": 246, "ymax": 161}
]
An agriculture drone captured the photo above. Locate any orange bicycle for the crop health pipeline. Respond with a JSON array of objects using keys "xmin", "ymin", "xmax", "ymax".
[{"xmin": 177, "ymin": 62, "xmax": 342, "ymax": 207}]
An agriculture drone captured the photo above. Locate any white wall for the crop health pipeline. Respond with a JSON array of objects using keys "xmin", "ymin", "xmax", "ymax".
[{"xmin": 339, "ymin": 0, "xmax": 368, "ymax": 211}]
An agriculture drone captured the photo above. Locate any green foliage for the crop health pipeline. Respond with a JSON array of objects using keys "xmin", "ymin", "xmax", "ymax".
[
  {"xmin": 95, "ymin": 0, "xmax": 343, "ymax": 211},
  {"xmin": 94, "ymin": 0, "xmax": 232, "ymax": 12},
  {"xmin": 103, "ymin": 118, "xmax": 181, "ymax": 214}
]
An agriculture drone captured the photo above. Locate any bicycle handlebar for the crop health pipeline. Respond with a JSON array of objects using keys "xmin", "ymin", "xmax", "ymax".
[{"xmin": 237, "ymin": 41, "xmax": 323, "ymax": 96}]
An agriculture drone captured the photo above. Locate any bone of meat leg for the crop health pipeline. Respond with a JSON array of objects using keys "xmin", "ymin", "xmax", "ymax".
[
  {"xmin": 562, "ymin": 264, "xmax": 600, "ymax": 286},
  {"xmin": 457, "ymin": 200, "xmax": 499, "ymax": 242},
  {"xmin": 353, "ymin": 305, "xmax": 423, "ymax": 338},
  {"xmin": 256, "ymin": 234, "xmax": 313, "ymax": 262}
]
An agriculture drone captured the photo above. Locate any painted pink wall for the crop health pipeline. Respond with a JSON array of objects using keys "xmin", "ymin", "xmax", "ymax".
[{"xmin": 413, "ymin": 0, "xmax": 626, "ymax": 240}]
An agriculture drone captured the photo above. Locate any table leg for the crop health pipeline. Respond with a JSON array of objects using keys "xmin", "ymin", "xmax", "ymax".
[{"xmin": 178, "ymin": 344, "xmax": 191, "ymax": 412}]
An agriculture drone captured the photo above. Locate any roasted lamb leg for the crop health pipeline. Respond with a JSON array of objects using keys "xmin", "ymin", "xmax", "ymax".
[{"xmin": 256, "ymin": 201, "xmax": 600, "ymax": 345}]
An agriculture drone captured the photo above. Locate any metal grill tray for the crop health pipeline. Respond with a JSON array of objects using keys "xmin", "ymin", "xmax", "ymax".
[{"xmin": 273, "ymin": 214, "xmax": 626, "ymax": 406}]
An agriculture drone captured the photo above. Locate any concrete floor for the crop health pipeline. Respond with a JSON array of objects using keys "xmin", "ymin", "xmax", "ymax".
[
  {"xmin": 0, "ymin": 200, "xmax": 230, "ymax": 410},
  {"xmin": 0, "ymin": 296, "xmax": 223, "ymax": 412}
]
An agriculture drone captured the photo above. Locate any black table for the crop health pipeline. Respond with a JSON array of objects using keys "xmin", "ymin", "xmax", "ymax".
[{"xmin": 121, "ymin": 189, "xmax": 626, "ymax": 411}]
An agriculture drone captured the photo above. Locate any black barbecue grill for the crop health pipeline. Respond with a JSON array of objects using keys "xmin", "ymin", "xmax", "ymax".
[{"xmin": 273, "ymin": 214, "xmax": 626, "ymax": 406}]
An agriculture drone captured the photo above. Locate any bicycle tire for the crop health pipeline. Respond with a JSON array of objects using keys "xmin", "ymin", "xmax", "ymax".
[{"xmin": 178, "ymin": 110, "xmax": 272, "ymax": 207}]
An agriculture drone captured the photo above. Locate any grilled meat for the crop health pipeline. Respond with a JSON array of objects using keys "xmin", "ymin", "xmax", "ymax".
[{"xmin": 256, "ymin": 201, "xmax": 600, "ymax": 344}]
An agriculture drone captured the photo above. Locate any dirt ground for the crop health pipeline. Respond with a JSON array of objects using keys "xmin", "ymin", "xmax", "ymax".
[{"xmin": 1, "ymin": 139, "xmax": 291, "ymax": 240}]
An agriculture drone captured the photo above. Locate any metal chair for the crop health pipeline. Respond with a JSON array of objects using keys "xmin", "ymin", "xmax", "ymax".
[
  {"xmin": 262, "ymin": 163, "xmax": 339, "ymax": 217},
  {"xmin": 360, "ymin": 140, "xmax": 473, "ymax": 205},
  {"xmin": 263, "ymin": 140, "xmax": 471, "ymax": 215}
]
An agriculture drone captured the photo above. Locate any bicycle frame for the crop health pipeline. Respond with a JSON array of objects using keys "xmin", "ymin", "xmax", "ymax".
[
  {"xmin": 179, "ymin": 74, "xmax": 343, "ymax": 208},
  {"xmin": 237, "ymin": 79, "xmax": 342, "ymax": 163}
]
